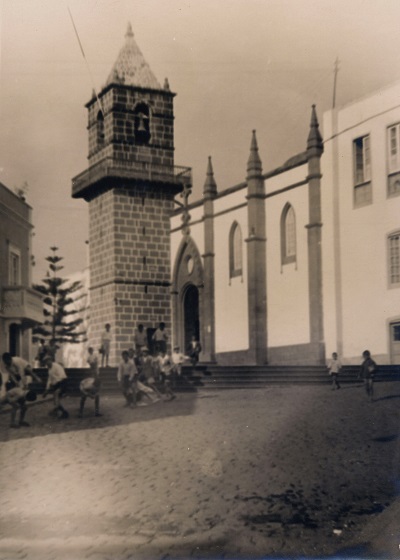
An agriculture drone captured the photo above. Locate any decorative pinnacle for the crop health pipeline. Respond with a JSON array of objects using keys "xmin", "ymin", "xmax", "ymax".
[
  {"xmin": 164, "ymin": 77, "xmax": 170, "ymax": 91},
  {"xmin": 247, "ymin": 130, "xmax": 262, "ymax": 177},
  {"xmin": 126, "ymin": 22, "xmax": 134, "ymax": 38},
  {"xmin": 203, "ymin": 156, "xmax": 217, "ymax": 198},
  {"xmin": 307, "ymin": 104, "xmax": 323, "ymax": 153}
]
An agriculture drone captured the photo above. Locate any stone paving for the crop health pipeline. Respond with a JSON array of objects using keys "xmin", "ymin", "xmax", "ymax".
[{"xmin": 0, "ymin": 382, "xmax": 400, "ymax": 559}]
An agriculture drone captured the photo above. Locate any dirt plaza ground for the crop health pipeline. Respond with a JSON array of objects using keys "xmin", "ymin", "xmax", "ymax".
[{"xmin": 1, "ymin": 380, "xmax": 400, "ymax": 560}]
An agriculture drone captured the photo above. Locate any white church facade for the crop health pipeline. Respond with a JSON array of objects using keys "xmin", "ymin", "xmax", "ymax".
[
  {"xmin": 171, "ymin": 81, "xmax": 400, "ymax": 366},
  {"xmin": 72, "ymin": 26, "xmax": 400, "ymax": 367}
]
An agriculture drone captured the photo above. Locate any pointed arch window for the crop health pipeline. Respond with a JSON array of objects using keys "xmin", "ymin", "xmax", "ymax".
[
  {"xmin": 229, "ymin": 221, "xmax": 243, "ymax": 278},
  {"xmin": 281, "ymin": 204, "xmax": 296, "ymax": 265},
  {"xmin": 96, "ymin": 111, "xmax": 105, "ymax": 146}
]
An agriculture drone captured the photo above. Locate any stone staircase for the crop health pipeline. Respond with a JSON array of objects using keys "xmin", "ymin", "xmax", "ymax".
[
  {"xmin": 196, "ymin": 364, "xmax": 400, "ymax": 390},
  {"xmin": 31, "ymin": 365, "xmax": 207, "ymax": 396},
  {"xmin": 31, "ymin": 364, "xmax": 400, "ymax": 395}
]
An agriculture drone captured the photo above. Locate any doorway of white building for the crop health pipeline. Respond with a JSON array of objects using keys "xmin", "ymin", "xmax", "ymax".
[
  {"xmin": 390, "ymin": 321, "xmax": 400, "ymax": 364},
  {"xmin": 9, "ymin": 323, "xmax": 21, "ymax": 356}
]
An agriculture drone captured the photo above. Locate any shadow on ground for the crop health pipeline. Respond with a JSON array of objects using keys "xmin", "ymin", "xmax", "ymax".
[{"xmin": 0, "ymin": 393, "xmax": 198, "ymax": 443}]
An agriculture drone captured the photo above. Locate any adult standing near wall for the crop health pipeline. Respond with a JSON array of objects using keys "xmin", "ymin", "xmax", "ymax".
[
  {"xmin": 100, "ymin": 323, "xmax": 112, "ymax": 368},
  {"xmin": 134, "ymin": 324, "xmax": 147, "ymax": 356},
  {"xmin": 152, "ymin": 322, "xmax": 168, "ymax": 355}
]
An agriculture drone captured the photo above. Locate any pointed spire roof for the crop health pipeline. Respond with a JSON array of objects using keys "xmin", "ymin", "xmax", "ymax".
[
  {"xmin": 203, "ymin": 156, "xmax": 218, "ymax": 199},
  {"xmin": 247, "ymin": 130, "xmax": 263, "ymax": 177},
  {"xmin": 307, "ymin": 105, "xmax": 323, "ymax": 153},
  {"xmin": 106, "ymin": 23, "xmax": 161, "ymax": 90}
]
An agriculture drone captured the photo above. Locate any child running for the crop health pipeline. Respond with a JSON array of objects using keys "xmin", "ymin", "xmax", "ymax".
[
  {"xmin": 42, "ymin": 357, "xmax": 69, "ymax": 419},
  {"xmin": 327, "ymin": 352, "xmax": 342, "ymax": 390}
]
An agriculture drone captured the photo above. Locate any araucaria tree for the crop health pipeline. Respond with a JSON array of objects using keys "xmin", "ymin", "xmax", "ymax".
[{"xmin": 33, "ymin": 246, "xmax": 87, "ymax": 347}]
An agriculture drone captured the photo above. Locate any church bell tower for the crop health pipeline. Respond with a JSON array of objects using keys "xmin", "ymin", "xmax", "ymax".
[{"xmin": 72, "ymin": 24, "xmax": 191, "ymax": 364}]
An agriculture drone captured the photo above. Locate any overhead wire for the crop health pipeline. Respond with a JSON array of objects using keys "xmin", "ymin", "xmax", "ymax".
[{"xmin": 66, "ymin": 4, "xmax": 104, "ymax": 117}]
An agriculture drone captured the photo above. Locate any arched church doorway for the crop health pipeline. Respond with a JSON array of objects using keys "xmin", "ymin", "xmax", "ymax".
[{"xmin": 183, "ymin": 284, "xmax": 200, "ymax": 352}]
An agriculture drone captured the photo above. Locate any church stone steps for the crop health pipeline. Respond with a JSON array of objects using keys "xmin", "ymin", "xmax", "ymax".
[
  {"xmin": 196, "ymin": 364, "xmax": 400, "ymax": 390},
  {"xmin": 32, "ymin": 365, "xmax": 400, "ymax": 395}
]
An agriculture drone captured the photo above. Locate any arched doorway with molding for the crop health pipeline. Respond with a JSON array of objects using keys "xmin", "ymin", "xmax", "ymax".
[{"xmin": 172, "ymin": 237, "xmax": 205, "ymax": 356}]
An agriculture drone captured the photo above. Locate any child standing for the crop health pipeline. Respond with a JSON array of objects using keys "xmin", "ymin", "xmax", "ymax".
[
  {"xmin": 156, "ymin": 350, "xmax": 176, "ymax": 401},
  {"xmin": 117, "ymin": 350, "xmax": 137, "ymax": 408},
  {"xmin": 171, "ymin": 346, "xmax": 185, "ymax": 375},
  {"xmin": 79, "ymin": 347, "xmax": 102, "ymax": 418},
  {"xmin": 360, "ymin": 350, "xmax": 377, "ymax": 402},
  {"xmin": 152, "ymin": 322, "xmax": 168, "ymax": 354},
  {"xmin": 138, "ymin": 348, "xmax": 163, "ymax": 401},
  {"xmin": 187, "ymin": 336, "xmax": 201, "ymax": 366},
  {"xmin": 327, "ymin": 352, "xmax": 342, "ymax": 390}
]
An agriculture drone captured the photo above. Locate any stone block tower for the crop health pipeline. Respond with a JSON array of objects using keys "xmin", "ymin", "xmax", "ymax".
[{"xmin": 72, "ymin": 24, "xmax": 191, "ymax": 364}]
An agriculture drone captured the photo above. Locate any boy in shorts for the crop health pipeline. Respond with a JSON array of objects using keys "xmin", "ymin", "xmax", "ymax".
[
  {"xmin": 42, "ymin": 358, "xmax": 69, "ymax": 419},
  {"xmin": 360, "ymin": 350, "xmax": 377, "ymax": 402},
  {"xmin": 78, "ymin": 376, "xmax": 101, "ymax": 418},
  {"xmin": 0, "ymin": 386, "xmax": 37, "ymax": 428}
]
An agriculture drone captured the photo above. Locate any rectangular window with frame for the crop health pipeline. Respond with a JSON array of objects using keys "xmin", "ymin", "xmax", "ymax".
[
  {"xmin": 388, "ymin": 232, "xmax": 400, "ymax": 287},
  {"xmin": 387, "ymin": 123, "xmax": 400, "ymax": 197},
  {"xmin": 8, "ymin": 245, "xmax": 21, "ymax": 286},
  {"xmin": 353, "ymin": 134, "xmax": 372, "ymax": 207}
]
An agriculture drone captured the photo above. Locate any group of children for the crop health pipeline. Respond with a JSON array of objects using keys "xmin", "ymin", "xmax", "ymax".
[
  {"xmin": 0, "ymin": 345, "xmax": 378, "ymax": 428},
  {"xmin": 116, "ymin": 345, "xmax": 188, "ymax": 409},
  {"xmin": 78, "ymin": 343, "xmax": 189, "ymax": 417},
  {"xmin": 0, "ymin": 352, "xmax": 70, "ymax": 427},
  {"xmin": 327, "ymin": 349, "xmax": 378, "ymax": 400}
]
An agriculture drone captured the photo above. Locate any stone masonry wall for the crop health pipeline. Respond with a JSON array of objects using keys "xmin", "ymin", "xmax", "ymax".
[
  {"xmin": 88, "ymin": 87, "xmax": 174, "ymax": 168},
  {"xmin": 89, "ymin": 184, "xmax": 174, "ymax": 366},
  {"xmin": 88, "ymin": 190, "xmax": 116, "ymax": 361}
]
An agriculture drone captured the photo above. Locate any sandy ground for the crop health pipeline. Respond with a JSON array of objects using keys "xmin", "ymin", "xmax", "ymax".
[{"xmin": 0, "ymin": 381, "xmax": 400, "ymax": 560}]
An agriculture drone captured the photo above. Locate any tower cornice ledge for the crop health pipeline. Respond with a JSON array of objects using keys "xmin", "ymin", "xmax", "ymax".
[
  {"xmin": 85, "ymin": 83, "xmax": 176, "ymax": 109},
  {"xmin": 72, "ymin": 157, "xmax": 191, "ymax": 200}
]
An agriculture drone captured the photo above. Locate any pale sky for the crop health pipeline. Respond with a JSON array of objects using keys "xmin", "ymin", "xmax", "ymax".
[{"xmin": 1, "ymin": 0, "xmax": 400, "ymax": 281}]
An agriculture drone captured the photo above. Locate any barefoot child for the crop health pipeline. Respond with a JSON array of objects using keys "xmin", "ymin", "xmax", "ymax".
[
  {"xmin": 117, "ymin": 350, "xmax": 137, "ymax": 407},
  {"xmin": 327, "ymin": 352, "xmax": 342, "ymax": 390},
  {"xmin": 156, "ymin": 350, "xmax": 176, "ymax": 401},
  {"xmin": 0, "ymin": 387, "xmax": 37, "ymax": 428},
  {"xmin": 79, "ymin": 377, "xmax": 101, "ymax": 418},
  {"xmin": 79, "ymin": 347, "xmax": 102, "ymax": 417},
  {"xmin": 360, "ymin": 350, "xmax": 377, "ymax": 402},
  {"xmin": 0, "ymin": 353, "xmax": 41, "ymax": 396},
  {"xmin": 42, "ymin": 358, "xmax": 69, "ymax": 419}
]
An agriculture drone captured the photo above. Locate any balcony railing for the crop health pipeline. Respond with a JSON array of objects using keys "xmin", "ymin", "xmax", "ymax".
[
  {"xmin": 1, "ymin": 286, "xmax": 43, "ymax": 326},
  {"xmin": 72, "ymin": 157, "xmax": 192, "ymax": 198}
]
